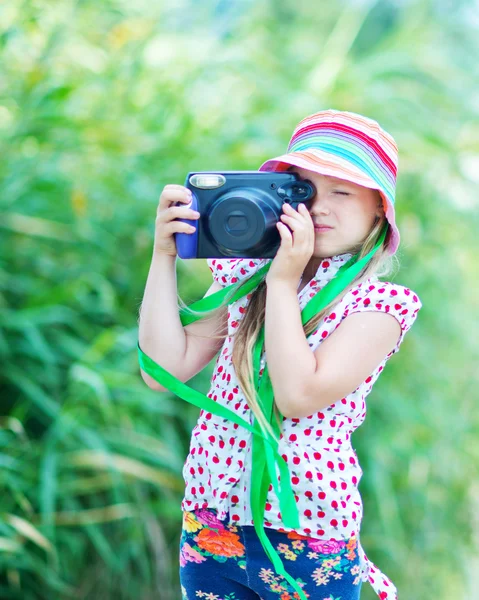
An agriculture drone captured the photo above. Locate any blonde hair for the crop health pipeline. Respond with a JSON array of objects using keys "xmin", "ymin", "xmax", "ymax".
[{"xmin": 180, "ymin": 204, "xmax": 397, "ymax": 445}]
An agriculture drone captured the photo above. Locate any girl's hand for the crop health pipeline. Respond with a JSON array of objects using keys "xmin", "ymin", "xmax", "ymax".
[
  {"xmin": 154, "ymin": 185, "xmax": 200, "ymax": 256},
  {"xmin": 265, "ymin": 203, "xmax": 315, "ymax": 288}
]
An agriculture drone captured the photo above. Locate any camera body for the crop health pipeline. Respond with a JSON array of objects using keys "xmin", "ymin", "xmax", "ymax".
[{"xmin": 175, "ymin": 171, "xmax": 316, "ymax": 258}]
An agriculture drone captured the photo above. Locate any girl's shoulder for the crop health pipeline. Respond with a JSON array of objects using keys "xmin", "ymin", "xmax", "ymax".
[
  {"xmin": 207, "ymin": 258, "xmax": 271, "ymax": 287},
  {"xmin": 339, "ymin": 277, "xmax": 422, "ymax": 352}
]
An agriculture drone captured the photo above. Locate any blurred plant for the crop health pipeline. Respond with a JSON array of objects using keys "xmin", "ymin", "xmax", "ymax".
[{"xmin": 0, "ymin": 0, "xmax": 478, "ymax": 598}]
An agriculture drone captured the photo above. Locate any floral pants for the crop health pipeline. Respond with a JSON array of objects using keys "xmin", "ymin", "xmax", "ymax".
[{"xmin": 179, "ymin": 507, "xmax": 363, "ymax": 600}]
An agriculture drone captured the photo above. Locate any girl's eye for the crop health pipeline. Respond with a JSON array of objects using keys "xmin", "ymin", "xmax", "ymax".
[{"xmin": 333, "ymin": 191, "xmax": 350, "ymax": 196}]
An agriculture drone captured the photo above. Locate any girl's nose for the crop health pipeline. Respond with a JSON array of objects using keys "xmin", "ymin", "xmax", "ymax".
[{"xmin": 309, "ymin": 194, "xmax": 331, "ymax": 216}]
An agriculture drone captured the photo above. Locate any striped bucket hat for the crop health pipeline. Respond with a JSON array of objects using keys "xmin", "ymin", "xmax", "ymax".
[{"xmin": 258, "ymin": 109, "xmax": 400, "ymax": 254}]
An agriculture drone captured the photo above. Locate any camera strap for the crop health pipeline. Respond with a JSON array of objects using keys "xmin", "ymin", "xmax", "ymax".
[{"xmin": 137, "ymin": 227, "xmax": 387, "ymax": 600}]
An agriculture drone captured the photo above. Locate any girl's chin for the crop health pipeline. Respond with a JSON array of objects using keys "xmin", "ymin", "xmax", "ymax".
[{"xmin": 313, "ymin": 238, "xmax": 357, "ymax": 257}]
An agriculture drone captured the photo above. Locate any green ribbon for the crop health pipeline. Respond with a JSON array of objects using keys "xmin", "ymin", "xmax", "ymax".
[{"xmin": 138, "ymin": 227, "xmax": 386, "ymax": 600}]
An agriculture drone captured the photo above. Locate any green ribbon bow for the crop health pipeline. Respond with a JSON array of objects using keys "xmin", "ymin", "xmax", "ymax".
[{"xmin": 138, "ymin": 228, "xmax": 386, "ymax": 600}]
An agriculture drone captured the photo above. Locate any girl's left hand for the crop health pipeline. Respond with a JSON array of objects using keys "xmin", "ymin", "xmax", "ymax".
[{"xmin": 265, "ymin": 203, "xmax": 315, "ymax": 288}]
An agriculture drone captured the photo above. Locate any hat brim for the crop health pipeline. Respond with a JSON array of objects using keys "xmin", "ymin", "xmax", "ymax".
[{"xmin": 259, "ymin": 150, "xmax": 400, "ymax": 255}]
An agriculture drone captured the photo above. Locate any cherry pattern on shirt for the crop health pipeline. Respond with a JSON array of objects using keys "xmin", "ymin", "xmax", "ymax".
[{"xmin": 181, "ymin": 254, "xmax": 422, "ymax": 600}]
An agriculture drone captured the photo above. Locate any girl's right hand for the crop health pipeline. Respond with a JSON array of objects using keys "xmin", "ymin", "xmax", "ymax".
[{"xmin": 154, "ymin": 184, "xmax": 200, "ymax": 256}]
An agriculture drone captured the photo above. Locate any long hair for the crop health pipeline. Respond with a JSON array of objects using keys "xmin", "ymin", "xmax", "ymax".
[{"xmin": 181, "ymin": 203, "xmax": 397, "ymax": 445}]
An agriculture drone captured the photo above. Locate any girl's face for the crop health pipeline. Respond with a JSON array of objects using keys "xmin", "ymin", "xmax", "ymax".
[{"xmin": 287, "ymin": 166, "xmax": 383, "ymax": 259}]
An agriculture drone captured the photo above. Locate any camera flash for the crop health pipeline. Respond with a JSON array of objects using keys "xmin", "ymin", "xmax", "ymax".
[{"xmin": 189, "ymin": 173, "xmax": 226, "ymax": 189}]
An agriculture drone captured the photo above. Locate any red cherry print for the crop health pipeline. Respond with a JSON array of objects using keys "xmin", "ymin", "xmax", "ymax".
[
  {"xmin": 281, "ymin": 454, "xmax": 288, "ymax": 463},
  {"xmin": 198, "ymin": 466, "xmax": 204, "ymax": 474},
  {"xmin": 191, "ymin": 486, "xmax": 196, "ymax": 495},
  {"xmin": 318, "ymin": 412, "xmax": 325, "ymax": 419},
  {"xmin": 201, "ymin": 424, "xmax": 207, "ymax": 431},
  {"xmin": 330, "ymin": 519, "xmax": 338, "ymax": 527},
  {"xmin": 352, "ymin": 476, "xmax": 358, "ymax": 484},
  {"xmin": 327, "ymin": 437, "xmax": 334, "ymax": 444},
  {"xmin": 341, "ymin": 482, "xmax": 347, "ymax": 490},
  {"xmin": 231, "ymin": 277, "xmax": 238, "ymax": 283},
  {"xmin": 327, "ymin": 461, "xmax": 334, "ymax": 470},
  {"xmin": 338, "ymin": 462, "xmax": 345, "ymax": 471},
  {"xmin": 240, "ymin": 267, "xmax": 247, "ymax": 275},
  {"xmin": 352, "ymin": 511, "xmax": 357, "ymax": 520},
  {"xmin": 265, "ymin": 502, "xmax": 272, "ymax": 511},
  {"xmin": 293, "ymin": 457, "xmax": 301, "ymax": 465},
  {"xmin": 318, "ymin": 491, "xmax": 326, "ymax": 500},
  {"xmin": 219, "ymin": 440, "xmax": 225, "ymax": 449},
  {"xmin": 316, "ymin": 473, "xmax": 323, "ymax": 481},
  {"xmin": 199, "ymin": 485, "xmax": 205, "ymax": 494},
  {"xmin": 305, "ymin": 471, "xmax": 313, "ymax": 480},
  {"xmin": 364, "ymin": 298, "xmax": 371, "ymax": 306},
  {"xmin": 226, "ymin": 457, "xmax": 232, "ymax": 466},
  {"xmin": 229, "ymin": 437, "xmax": 235, "ymax": 445},
  {"xmin": 304, "ymin": 429, "xmax": 312, "ymax": 436},
  {"xmin": 314, "ymin": 452, "xmax": 321, "ymax": 460},
  {"xmin": 317, "ymin": 529, "xmax": 325, "ymax": 535},
  {"xmin": 289, "ymin": 434, "xmax": 297, "ymax": 442},
  {"xmin": 331, "ymin": 501, "xmax": 338, "ymax": 510},
  {"xmin": 217, "ymin": 263, "xmax": 223, "ymax": 270},
  {"xmin": 390, "ymin": 289, "xmax": 398, "ymax": 296},
  {"xmin": 317, "ymin": 510, "xmax": 325, "ymax": 518},
  {"xmin": 292, "ymin": 476, "xmax": 300, "ymax": 485},
  {"xmin": 304, "ymin": 509, "xmax": 312, "ymax": 518},
  {"xmin": 213, "ymin": 456, "xmax": 220, "ymax": 464},
  {"xmin": 232, "ymin": 514, "xmax": 240, "ymax": 521},
  {"xmin": 321, "ymin": 331, "xmax": 328, "ymax": 339},
  {"xmin": 330, "ymin": 481, "xmax": 337, "ymax": 489},
  {"xmin": 231, "ymin": 495, "xmax": 239, "ymax": 503},
  {"xmin": 342, "ymin": 519, "xmax": 348, "ymax": 527},
  {"xmin": 208, "ymin": 435, "xmax": 215, "ymax": 443},
  {"xmin": 305, "ymin": 490, "xmax": 313, "ymax": 499},
  {"xmin": 239, "ymin": 440, "xmax": 247, "ymax": 449}
]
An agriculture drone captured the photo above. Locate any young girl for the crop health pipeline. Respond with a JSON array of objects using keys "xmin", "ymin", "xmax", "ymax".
[{"xmin": 138, "ymin": 109, "xmax": 422, "ymax": 600}]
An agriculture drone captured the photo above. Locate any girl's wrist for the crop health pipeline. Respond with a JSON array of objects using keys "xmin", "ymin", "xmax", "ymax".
[{"xmin": 265, "ymin": 276, "xmax": 299, "ymax": 293}]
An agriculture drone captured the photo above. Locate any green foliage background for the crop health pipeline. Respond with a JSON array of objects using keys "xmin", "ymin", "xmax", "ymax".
[{"xmin": 1, "ymin": 0, "xmax": 478, "ymax": 598}]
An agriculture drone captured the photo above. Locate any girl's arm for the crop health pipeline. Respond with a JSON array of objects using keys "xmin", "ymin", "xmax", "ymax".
[
  {"xmin": 264, "ymin": 279, "xmax": 400, "ymax": 418},
  {"xmin": 139, "ymin": 252, "xmax": 227, "ymax": 391}
]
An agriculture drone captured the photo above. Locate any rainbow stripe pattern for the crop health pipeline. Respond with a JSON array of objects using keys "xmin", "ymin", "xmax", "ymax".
[{"xmin": 259, "ymin": 109, "xmax": 400, "ymax": 254}]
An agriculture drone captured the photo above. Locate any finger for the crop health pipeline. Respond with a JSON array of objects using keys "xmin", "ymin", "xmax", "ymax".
[
  {"xmin": 282, "ymin": 203, "xmax": 304, "ymax": 222},
  {"xmin": 277, "ymin": 222, "xmax": 293, "ymax": 247},
  {"xmin": 159, "ymin": 187, "xmax": 193, "ymax": 210},
  {"xmin": 297, "ymin": 203, "xmax": 313, "ymax": 222},
  {"xmin": 163, "ymin": 221, "xmax": 197, "ymax": 235},
  {"xmin": 159, "ymin": 206, "xmax": 200, "ymax": 223},
  {"xmin": 280, "ymin": 214, "xmax": 309, "ymax": 232}
]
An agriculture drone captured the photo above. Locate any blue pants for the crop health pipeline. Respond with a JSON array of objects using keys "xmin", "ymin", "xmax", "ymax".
[{"xmin": 179, "ymin": 507, "xmax": 363, "ymax": 600}]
